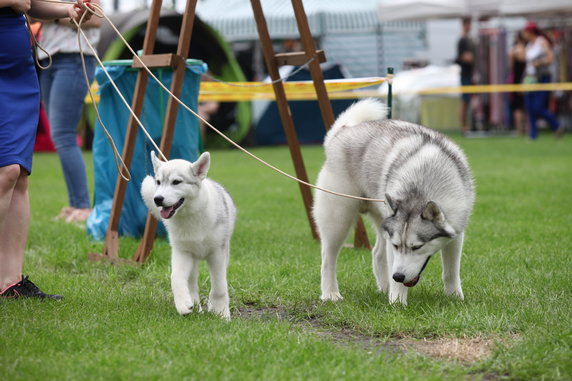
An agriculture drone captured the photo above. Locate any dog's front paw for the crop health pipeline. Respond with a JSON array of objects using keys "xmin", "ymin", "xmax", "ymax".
[
  {"xmin": 320, "ymin": 291, "xmax": 343, "ymax": 302},
  {"xmin": 174, "ymin": 297, "xmax": 201, "ymax": 316},
  {"xmin": 388, "ymin": 293, "xmax": 408, "ymax": 305},
  {"xmin": 377, "ymin": 282, "xmax": 389, "ymax": 295},
  {"xmin": 208, "ymin": 299, "xmax": 230, "ymax": 320},
  {"xmin": 388, "ymin": 284, "xmax": 408, "ymax": 305},
  {"xmin": 175, "ymin": 303, "xmax": 194, "ymax": 316},
  {"xmin": 444, "ymin": 286, "xmax": 464, "ymax": 300}
]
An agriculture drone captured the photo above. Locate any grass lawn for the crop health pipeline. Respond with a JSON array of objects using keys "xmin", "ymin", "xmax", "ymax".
[{"xmin": 1, "ymin": 132, "xmax": 571, "ymax": 380}]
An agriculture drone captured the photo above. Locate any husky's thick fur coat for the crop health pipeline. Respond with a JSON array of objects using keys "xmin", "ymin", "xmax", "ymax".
[
  {"xmin": 141, "ymin": 152, "xmax": 236, "ymax": 318},
  {"xmin": 313, "ymin": 99, "xmax": 475, "ymax": 305}
]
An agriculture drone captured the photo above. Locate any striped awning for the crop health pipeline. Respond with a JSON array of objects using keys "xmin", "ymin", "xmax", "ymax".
[{"xmin": 196, "ymin": 0, "xmax": 381, "ymax": 41}]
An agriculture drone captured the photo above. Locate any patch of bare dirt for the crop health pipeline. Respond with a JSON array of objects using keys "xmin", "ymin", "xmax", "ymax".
[
  {"xmin": 237, "ymin": 305, "xmax": 518, "ymax": 364},
  {"xmin": 395, "ymin": 336, "xmax": 492, "ymax": 363}
]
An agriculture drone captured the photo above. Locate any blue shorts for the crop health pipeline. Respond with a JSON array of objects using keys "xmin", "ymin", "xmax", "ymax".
[
  {"xmin": 0, "ymin": 14, "xmax": 40, "ymax": 174},
  {"xmin": 460, "ymin": 77, "xmax": 473, "ymax": 104}
]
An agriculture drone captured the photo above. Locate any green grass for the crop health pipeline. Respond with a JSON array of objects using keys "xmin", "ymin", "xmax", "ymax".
[{"xmin": 1, "ymin": 132, "xmax": 571, "ymax": 380}]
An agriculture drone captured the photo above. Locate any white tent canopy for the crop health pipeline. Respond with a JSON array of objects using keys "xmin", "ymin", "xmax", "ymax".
[
  {"xmin": 378, "ymin": 0, "xmax": 467, "ymax": 22},
  {"xmin": 500, "ymin": 0, "xmax": 572, "ymax": 16},
  {"xmin": 196, "ymin": 0, "xmax": 381, "ymax": 41},
  {"xmin": 378, "ymin": 0, "xmax": 572, "ymax": 21}
]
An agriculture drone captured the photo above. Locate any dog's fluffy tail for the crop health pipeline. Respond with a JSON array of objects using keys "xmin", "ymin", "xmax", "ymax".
[{"xmin": 331, "ymin": 98, "xmax": 388, "ymax": 131}]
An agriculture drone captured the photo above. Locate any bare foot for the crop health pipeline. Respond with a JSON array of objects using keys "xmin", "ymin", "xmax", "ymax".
[
  {"xmin": 65, "ymin": 208, "xmax": 92, "ymax": 223},
  {"xmin": 55, "ymin": 206, "xmax": 74, "ymax": 220}
]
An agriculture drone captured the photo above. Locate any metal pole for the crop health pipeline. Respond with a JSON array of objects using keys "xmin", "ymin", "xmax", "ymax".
[{"xmin": 387, "ymin": 67, "xmax": 393, "ymax": 119}]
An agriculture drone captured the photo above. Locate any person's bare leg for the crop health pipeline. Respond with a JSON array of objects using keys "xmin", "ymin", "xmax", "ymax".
[
  {"xmin": 514, "ymin": 109, "xmax": 526, "ymax": 135},
  {"xmin": 0, "ymin": 165, "xmax": 29, "ymax": 291},
  {"xmin": 460, "ymin": 101, "xmax": 469, "ymax": 133}
]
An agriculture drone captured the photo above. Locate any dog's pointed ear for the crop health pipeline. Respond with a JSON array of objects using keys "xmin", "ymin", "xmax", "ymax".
[
  {"xmin": 385, "ymin": 193, "xmax": 399, "ymax": 215},
  {"xmin": 150, "ymin": 151, "xmax": 163, "ymax": 173},
  {"xmin": 422, "ymin": 201, "xmax": 456, "ymax": 238},
  {"xmin": 422, "ymin": 201, "xmax": 445, "ymax": 224},
  {"xmin": 192, "ymin": 152, "xmax": 210, "ymax": 180}
]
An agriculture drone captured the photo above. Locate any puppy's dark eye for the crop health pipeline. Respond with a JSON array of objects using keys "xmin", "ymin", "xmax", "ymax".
[
  {"xmin": 393, "ymin": 244, "xmax": 398, "ymax": 249},
  {"xmin": 411, "ymin": 245, "xmax": 423, "ymax": 251},
  {"xmin": 172, "ymin": 180, "xmax": 182, "ymax": 185},
  {"xmin": 156, "ymin": 180, "xmax": 161, "ymax": 185}
]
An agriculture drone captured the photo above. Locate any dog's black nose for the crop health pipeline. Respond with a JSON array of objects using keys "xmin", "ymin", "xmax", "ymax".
[
  {"xmin": 392, "ymin": 272, "xmax": 405, "ymax": 283},
  {"xmin": 154, "ymin": 196, "xmax": 164, "ymax": 207}
]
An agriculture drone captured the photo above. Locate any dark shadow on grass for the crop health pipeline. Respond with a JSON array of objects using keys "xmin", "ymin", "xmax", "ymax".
[{"xmin": 236, "ymin": 301, "xmax": 517, "ymax": 371}]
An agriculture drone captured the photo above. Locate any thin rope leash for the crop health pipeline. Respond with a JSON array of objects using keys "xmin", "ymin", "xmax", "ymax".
[
  {"xmin": 74, "ymin": 10, "xmax": 135, "ymax": 180},
  {"xmin": 61, "ymin": 1, "xmax": 386, "ymax": 204},
  {"xmin": 72, "ymin": 7, "xmax": 170, "ymax": 182},
  {"xmin": 24, "ymin": 14, "xmax": 52, "ymax": 69}
]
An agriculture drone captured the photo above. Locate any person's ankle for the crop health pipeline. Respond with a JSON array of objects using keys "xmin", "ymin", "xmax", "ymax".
[{"xmin": 0, "ymin": 275, "xmax": 23, "ymax": 294}]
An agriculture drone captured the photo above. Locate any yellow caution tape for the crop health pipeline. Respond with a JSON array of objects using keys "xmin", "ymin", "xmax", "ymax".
[
  {"xmin": 200, "ymin": 77, "xmax": 386, "ymax": 94},
  {"xmin": 198, "ymin": 82, "xmax": 572, "ymax": 101},
  {"xmin": 86, "ymin": 82, "xmax": 99, "ymax": 103},
  {"xmin": 198, "ymin": 91, "xmax": 383, "ymax": 102},
  {"xmin": 85, "ymin": 77, "xmax": 385, "ymax": 103},
  {"xmin": 410, "ymin": 82, "xmax": 572, "ymax": 95},
  {"xmin": 86, "ymin": 80, "xmax": 572, "ymax": 104}
]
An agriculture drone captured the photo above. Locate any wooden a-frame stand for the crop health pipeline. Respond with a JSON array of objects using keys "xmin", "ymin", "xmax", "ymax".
[{"xmin": 89, "ymin": 0, "xmax": 371, "ymax": 265}]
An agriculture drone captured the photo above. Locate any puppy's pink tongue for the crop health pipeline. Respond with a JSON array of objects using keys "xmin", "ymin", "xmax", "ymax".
[{"xmin": 160, "ymin": 206, "xmax": 174, "ymax": 219}]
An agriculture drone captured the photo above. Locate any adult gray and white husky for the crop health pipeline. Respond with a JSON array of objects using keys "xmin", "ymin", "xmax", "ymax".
[
  {"xmin": 141, "ymin": 152, "xmax": 236, "ymax": 319},
  {"xmin": 313, "ymin": 99, "xmax": 474, "ymax": 305}
]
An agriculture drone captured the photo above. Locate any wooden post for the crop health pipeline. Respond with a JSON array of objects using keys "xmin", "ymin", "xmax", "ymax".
[
  {"xmin": 133, "ymin": 0, "xmax": 198, "ymax": 263},
  {"xmin": 290, "ymin": 0, "xmax": 334, "ymax": 128},
  {"xmin": 290, "ymin": 0, "xmax": 371, "ymax": 249},
  {"xmin": 89, "ymin": 0, "xmax": 163, "ymax": 263},
  {"xmin": 251, "ymin": 0, "xmax": 319, "ymax": 239}
]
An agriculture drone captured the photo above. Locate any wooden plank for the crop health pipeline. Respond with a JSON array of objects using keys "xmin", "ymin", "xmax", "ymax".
[
  {"xmin": 251, "ymin": 0, "xmax": 319, "ymax": 240},
  {"xmin": 354, "ymin": 219, "xmax": 371, "ymax": 250},
  {"xmin": 133, "ymin": 0, "xmax": 199, "ymax": 263},
  {"xmin": 131, "ymin": 53, "xmax": 182, "ymax": 69},
  {"xmin": 274, "ymin": 50, "xmax": 326, "ymax": 66}
]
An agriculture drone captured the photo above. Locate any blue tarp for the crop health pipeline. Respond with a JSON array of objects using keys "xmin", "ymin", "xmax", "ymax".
[{"xmin": 87, "ymin": 60, "xmax": 207, "ymax": 240}]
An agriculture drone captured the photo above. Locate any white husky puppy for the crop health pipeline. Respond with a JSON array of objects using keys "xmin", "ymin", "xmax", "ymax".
[
  {"xmin": 141, "ymin": 151, "xmax": 236, "ymax": 319},
  {"xmin": 313, "ymin": 99, "xmax": 475, "ymax": 305}
]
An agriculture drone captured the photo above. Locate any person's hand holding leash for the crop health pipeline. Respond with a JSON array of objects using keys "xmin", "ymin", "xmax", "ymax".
[{"xmin": 69, "ymin": 0, "xmax": 92, "ymax": 22}]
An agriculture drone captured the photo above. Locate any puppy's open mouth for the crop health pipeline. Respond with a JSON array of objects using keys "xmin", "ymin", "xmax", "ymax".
[
  {"xmin": 403, "ymin": 255, "xmax": 432, "ymax": 288},
  {"xmin": 160, "ymin": 198, "xmax": 184, "ymax": 219},
  {"xmin": 404, "ymin": 276, "xmax": 420, "ymax": 288}
]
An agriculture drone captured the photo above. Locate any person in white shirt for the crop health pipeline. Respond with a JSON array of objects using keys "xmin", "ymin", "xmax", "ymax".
[
  {"xmin": 522, "ymin": 22, "xmax": 563, "ymax": 139},
  {"xmin": 38, "ymin": 0, "xmax": 101, "ymax": 222}
]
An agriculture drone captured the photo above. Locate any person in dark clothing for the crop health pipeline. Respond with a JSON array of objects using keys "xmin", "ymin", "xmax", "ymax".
[
  {"xmin": 456, "ymin": 17, "xmax": 475, "ymax": 134},
  {"xmin": 508, "ymin": 31, "xmax": 527, "ymax": 135}
]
